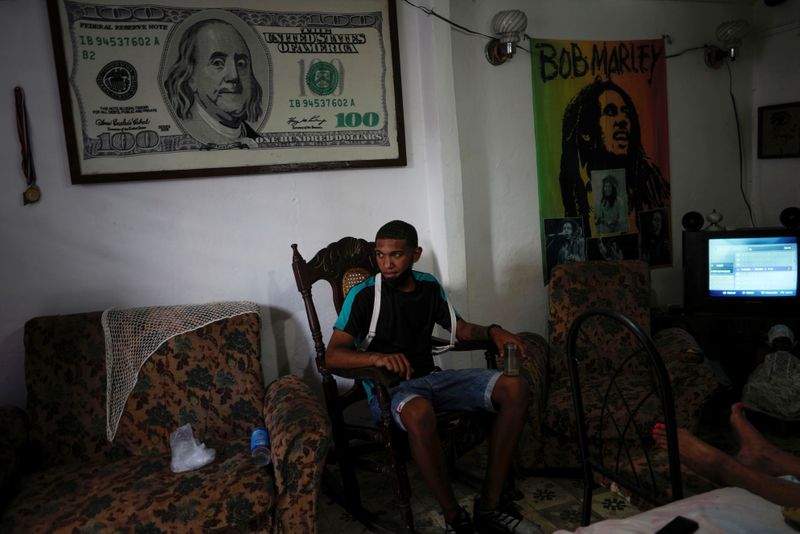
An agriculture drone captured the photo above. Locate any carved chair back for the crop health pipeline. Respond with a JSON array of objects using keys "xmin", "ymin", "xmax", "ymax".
[
  {"xmin": 292, "ymin": 237, "xmax": 377, "ymax": 380},
  {"xmin": 291, "ymin": 237, "xmax": 497, "ymax": 531}
]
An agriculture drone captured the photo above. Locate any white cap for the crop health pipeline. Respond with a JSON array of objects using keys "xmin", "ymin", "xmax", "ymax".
[{"xmin": 767, "ymin": 324, "xmax": 795, "ymax": 347}]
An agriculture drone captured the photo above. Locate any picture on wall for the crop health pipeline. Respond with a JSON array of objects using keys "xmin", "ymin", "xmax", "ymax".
[
  {"xmin": 757, "ymin": 102, "xmax": 800, "ymax": 159},
  {"xmin": 47, "ymin": 0, "xmax": 406, "ymax": 183},
  {"xmin": 543, "ymin": 217, "xmax": 586, "ymax": 282},
  {"xmin": 530, "ymin": 37, "xmax": 672, "ymax": 282}
]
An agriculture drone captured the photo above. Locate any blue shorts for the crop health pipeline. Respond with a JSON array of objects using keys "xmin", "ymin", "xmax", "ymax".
[{"xmin": 368, "ymin": 368, "xmax": 502, "ymax": 431}]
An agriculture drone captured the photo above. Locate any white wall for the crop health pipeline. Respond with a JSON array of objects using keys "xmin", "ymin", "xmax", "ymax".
[
  {"xmin": 2, "ymin": 0, "xmax": 797, "ymax": 408},
  {"xmin": 450, "ymin": 0, "xmax": 770, "ymax": 318},
  {"xmin": 0, "ymin": 0, "xmax": 461, "ymax": 406},
  {"xmin": 750, "ymin": 1, "xmax": 800, "ymax": 227}
]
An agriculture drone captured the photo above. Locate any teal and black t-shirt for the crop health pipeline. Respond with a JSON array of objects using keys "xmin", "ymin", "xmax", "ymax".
[{"xmin": 334, "ymin": 270, "xmax": 460, "ymax": 378}]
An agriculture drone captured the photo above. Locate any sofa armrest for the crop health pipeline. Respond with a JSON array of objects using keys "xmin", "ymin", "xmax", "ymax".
[
  {"xmin": 515, "ymin": 332, "xmax": 550, "ymax": 470},
  {"xmin": 653, "ymin": 327, "xmax": 719, "ymax": 431},
  {"xmin": 653, "ymin": 327, "xmax": 706, "ymax": 364},
  {"xmin": 0, "ymin": 406, "xmax": 29, "ymax": 508},
  {"xmin": 263, "ymin": 375, "xmax": 331, "ymax": 534}
]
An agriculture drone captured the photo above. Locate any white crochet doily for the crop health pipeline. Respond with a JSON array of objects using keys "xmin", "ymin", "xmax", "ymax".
[{"xmin": 102, "ymin": 301, "xmax": 260, "ymax": 441}]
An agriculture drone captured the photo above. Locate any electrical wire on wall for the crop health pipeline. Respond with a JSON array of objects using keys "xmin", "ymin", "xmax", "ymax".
[
  {"xmin": 725, "ymin": 60, "xmax": 757, "ymax": 227},
  {"xmin": 399, "ymin": 0, "xmax": 530, "ymax": 52},
  {"xmin": 402, "ymin": 0, "xmax": 757, "ymax": 227},
  {"xmin": 665, "ymin": 45, "xmax": 707, "ymax": 59},
  {"xmin": 666, "ymin": 42, "xmax": 757, "ymax": 228}
]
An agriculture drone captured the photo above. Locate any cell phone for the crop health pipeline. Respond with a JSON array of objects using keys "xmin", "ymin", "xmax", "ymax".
[{"xmin": 655, "ymin": 516, "xmax": 700, "ymax": 534}]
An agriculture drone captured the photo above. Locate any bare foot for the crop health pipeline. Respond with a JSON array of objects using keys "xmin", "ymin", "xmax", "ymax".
[
  {"xmin": 732, "ymin": 402, "xmax": 800, "ymax": 479},
  {"xmin": 652, "ymin": 423, "xmax": 727, "ymax": 484},
  {"xmin": 730, "ymin": 402, "xmax": 774, "ymax": 472},
  {"xmin": 653, "ymin": 422, "xmax": 800, "ymax": 507},
  {"xmin": 652, "ymin": 422, "xmax": 669, "ymax": 449}
]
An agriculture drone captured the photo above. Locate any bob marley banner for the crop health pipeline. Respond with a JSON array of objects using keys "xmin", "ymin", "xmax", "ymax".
[{"xmin": 531, "ymin": 38, "xmax": 671, "ymax": 283}]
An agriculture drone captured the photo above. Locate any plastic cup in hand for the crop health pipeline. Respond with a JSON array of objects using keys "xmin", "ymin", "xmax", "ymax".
[{"xmin": 504, "ymin": 342, "xmax": 520, "ymax": 376}]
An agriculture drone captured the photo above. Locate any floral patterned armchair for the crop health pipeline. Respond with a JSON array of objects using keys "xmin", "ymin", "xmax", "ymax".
[
  {"xmin": 514, "ymin": 261, "xmax": 718, "ymax": 500},
  {"xmin": 0, "ymin": 308, "xmax": 330, "ymax": 533}
]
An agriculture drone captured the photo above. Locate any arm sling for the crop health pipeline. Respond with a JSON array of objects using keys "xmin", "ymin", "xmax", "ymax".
[{"xmin": 357, "ymin": 273, "xmax": 457, "ymax": 358}]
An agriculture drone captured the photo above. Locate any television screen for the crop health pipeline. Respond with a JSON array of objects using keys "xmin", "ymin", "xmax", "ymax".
[
  {"xmin": 708, "ymin": 236, "xmax": 798, "ymax": 297},
  {"xmin": 683, "ymin": 227, "xmax": 800, "ymax": 314}
]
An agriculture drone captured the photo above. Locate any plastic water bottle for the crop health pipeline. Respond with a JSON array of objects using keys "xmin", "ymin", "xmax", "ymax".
[{"xmin": 250, "ymin": 427, "xmax": 271, "ymax": 467}]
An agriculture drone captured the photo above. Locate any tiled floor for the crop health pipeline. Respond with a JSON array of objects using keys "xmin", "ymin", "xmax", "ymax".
[
  {"xmin": 316, "ymin": 444, "xmax": 642, "ymax": 533},
  {"xmin": 316, "ymin": 396, "xmax": 800, "ymax": 533}
]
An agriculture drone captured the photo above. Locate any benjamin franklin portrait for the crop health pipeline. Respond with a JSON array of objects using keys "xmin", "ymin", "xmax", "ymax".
[{"xmin": 163, "ymin": 12, "xmax": 271, "ymax": 147}]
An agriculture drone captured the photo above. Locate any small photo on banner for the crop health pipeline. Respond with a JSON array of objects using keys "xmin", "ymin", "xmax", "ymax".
[
  {"xmin": 543, "ymin": 217, "xmax": 586, "ymax": 282},
  {"xmin": 639, "ymin": 207, "xmax": 672, "ymax": 266},
  {"xmin": 587, "ymin": 234, "xmax": 639, "ymax": 262},
  {"xmin": 530, "ymin": 37, "xmax": 672, "ymax": 282},
  {"xmin": 592, "ymin": 168, "xmax": 628, "ymax": 235}
]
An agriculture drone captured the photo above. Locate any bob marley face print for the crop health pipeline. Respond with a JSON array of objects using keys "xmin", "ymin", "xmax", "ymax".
[{"xmin": 598, "ymin": 89, "xmax": 630, "ymax": 157}]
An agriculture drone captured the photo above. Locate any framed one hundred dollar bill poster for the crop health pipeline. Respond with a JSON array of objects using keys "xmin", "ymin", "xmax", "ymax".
[{"xmin": 46, "ymin": 0, "xmax": 406, "ymax": 183}]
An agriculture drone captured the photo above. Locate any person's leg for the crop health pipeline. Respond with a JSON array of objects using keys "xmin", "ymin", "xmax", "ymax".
[
  {"xmin": 398, "ymin": 396, "xmax": 463, "ymax": 523},
  {"xmin": 390, "ymin": 376, "xmax": 466, "ymax": 523},
  {"xmin": 731, "ymin": 402, "xmax": 800, "ymax": 479},
  {"xmin": 426, "ymin": 369, "xmax": 529, "ymax": 511},
  {"xmin": 415, "ymin": 369, "xmax": 539, "ymax": 532},
  {"xmin": 653, "ymin": 424, "xmax": 800, "ymax": 507},
  {"xmin": 653, "ymin": 423, "xmax": 734, "ymax": 483},
  {"xmin": 477, "ymin": 375, "xmax": 529, "ymax": 510}
]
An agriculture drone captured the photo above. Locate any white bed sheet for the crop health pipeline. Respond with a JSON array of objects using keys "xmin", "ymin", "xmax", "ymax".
[{"xmin": 554, "ymin": 486, "xmax": 794, "ymax": 534}]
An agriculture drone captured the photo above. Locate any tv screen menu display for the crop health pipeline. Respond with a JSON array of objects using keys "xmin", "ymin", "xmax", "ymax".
[{"xmin": 708, "ymin": 236, "xmax": 798, "ymax": 297}]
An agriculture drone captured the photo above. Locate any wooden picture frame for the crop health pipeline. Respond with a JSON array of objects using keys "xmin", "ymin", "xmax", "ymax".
[
  {"xmin": 46, "ymin": 0, "xmax": 406, "ymax": 183},
  {"xmin": 757, "ymin": 102, "xmax": 800, "ymax": 159}
]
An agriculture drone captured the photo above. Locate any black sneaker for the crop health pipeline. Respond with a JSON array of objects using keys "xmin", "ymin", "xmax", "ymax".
[
  {"xmin": 472, "ymin": 496, "xmax": 542, "ymax": 534},
  {"xmin": 497, "ymin": 494, "xmax": 522, "ymax": 520},
  {"xmin": 445, "ymin": 506, "xmax": 475, "ymax": 534}
]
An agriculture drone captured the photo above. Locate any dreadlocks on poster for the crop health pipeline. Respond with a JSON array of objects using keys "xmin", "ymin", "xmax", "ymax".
[{"xmin": 531, "ymin": 38, "xmax": 671, "ymax": 282}]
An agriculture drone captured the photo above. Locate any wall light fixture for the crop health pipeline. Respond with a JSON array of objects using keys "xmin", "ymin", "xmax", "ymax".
[
  {"xmin": 485, "ymin": 10, "xmax": 528, "ymax": 65},
  {"xmin": 705, "ymin": 19, "xmax": 750, "ymax": 68}
]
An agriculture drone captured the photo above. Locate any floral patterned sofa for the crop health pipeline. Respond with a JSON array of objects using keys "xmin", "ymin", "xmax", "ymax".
[
  {"xmin": 0, "ymin": 308, "xmax": 330, "ymax": 533},
  {"xmin": 515, "ymin": 261, "xmax": 719, "ymax": 500}
]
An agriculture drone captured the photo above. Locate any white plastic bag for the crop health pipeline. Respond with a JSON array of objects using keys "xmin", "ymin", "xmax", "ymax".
[
  {"xmin": 169, "ymin": 423, "xmax": 216, "ymax": 473},
  {"xmin": 743, "ymin": 351, "xmax": 800, "ymax": 421}
]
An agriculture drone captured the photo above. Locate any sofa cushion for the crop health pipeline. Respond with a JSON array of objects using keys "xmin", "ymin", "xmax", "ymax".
[
  {"xmin": 548, "ymin": 261, "xmax": 652, "ymax": 345},
  {"xmin": 547, "ymin": 261, "xmax": 652, "ymax": 379},
  {"xmin": 543, "ymin": 371, "xmax": 659, "ymax": 451},
  {"xmin": 115, "ymin": 312, "xmax": 264, "ymax": 456},
  {"xmin": 0, "ymin": 444, "xmax": 274, "ymax": 533},
  {"xmin": 542, "ymin": 347, "xmax": 717, "ymax": 469},
  {"xmin": 23, "ymin": 311, "xmax": 265, "ymax": 468}
]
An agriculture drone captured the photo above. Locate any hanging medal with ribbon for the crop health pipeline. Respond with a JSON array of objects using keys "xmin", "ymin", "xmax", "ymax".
[{"xmin": 15, "ymin": 86, "xmax": 41, "ymax": 205}]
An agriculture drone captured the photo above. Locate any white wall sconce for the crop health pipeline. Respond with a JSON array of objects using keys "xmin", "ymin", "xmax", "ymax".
[
  {"xmin": 485, "ymin": 10, "xmax": 528, "ymax": 65},
  {"xmin": 705, "ymin": 19, "xmax": 750, "ymax": 68}
]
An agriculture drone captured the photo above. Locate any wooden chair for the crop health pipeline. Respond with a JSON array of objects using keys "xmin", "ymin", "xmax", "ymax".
[
  {"xmin": 291, "ymin": 237, "xmax": 497, "ymax": 532},
  {"xmin": 566, "ymin": 307, "xmax": 683, "ymax": 526}
]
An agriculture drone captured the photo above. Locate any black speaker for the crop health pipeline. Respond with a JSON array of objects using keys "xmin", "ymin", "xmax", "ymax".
[
  {"xmin": 780, "ymin": 206, "xmax": 800, "ymax": 229},
  {"xmin": 681, "ymin": 211, "xmax": 704, "ymax": 231}
]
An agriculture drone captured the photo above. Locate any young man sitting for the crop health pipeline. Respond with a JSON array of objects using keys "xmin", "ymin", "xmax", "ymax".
[{"xmin": 325, "ymin": 220, "xmax": 541, "ymax": 534}]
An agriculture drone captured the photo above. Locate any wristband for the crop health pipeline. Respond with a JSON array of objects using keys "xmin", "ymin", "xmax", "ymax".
[{"xmin": 486, "ymin": 323, "xmax": 502, "ymax": 340}]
